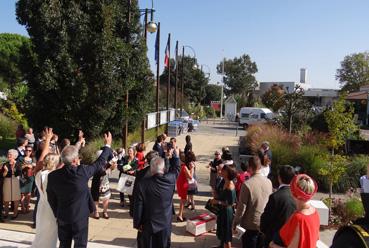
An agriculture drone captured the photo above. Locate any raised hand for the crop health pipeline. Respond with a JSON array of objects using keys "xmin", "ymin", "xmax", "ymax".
[
  {"xmin": 104, "ymin": 132, "xmax": 112, "ymax": 146},
  {"xmin": 44, "ymin": 127, "xmax": 54, "ymax": 142}
]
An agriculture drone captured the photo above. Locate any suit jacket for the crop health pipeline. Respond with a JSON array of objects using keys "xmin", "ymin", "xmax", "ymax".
[
  {"xmin": 233, "ymin": 172, "xmax": 273, "ymax": 231},
  {"xmin": 152, "ymin": 142, "xmax": 165, "ymax": 158},
  {"xmin": 260, "ymin": 185, "xmax": 296, "ymax": 245},
  {"xmin": 133, "ymin": 155, "xmax": 180, "ymax": 233},
  {"xmin": 47, "ymin": 146, "xmax": 112, "ymax": 224}
]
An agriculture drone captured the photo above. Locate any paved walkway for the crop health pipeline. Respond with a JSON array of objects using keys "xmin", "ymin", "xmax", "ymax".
[{"xmin": 0, "ymin": 120, "xmax": 334, "ymax": 247}]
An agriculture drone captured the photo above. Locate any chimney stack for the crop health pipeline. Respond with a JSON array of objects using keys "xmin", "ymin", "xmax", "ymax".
[{"xmin": 300, "ymin": 68, "xmax": 307, "ymax": 84}]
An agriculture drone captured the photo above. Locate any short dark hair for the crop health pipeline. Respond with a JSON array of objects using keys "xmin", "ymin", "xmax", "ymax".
[
  {"xmin": 222, "ymin": 150, "xmax": 233, "ymax": 161},
  {"xmin": 170, "ymin": 137, "xmax": 176, "ymax": 143},
  {"xmin": 240, "ymin": 162, "xmax": 248, "ymax": 172},
  {"xmin": 156, "ymin": 135, "xmax": 164, "ymax": 143},
  {"xmin": 17, "ymin": 137, "xmax": 27, "ymax": 146},
  {"xmin": 185, "ymin": 151, "xmax": 196, "ymax": 164},
  {"xmin": 185, "ymin": 135, "xmax": 191, "ymax": 143},
  {"xmin": 222, "ymin": 164, "xmax": 237, "ymax": 181},
  {"xmin": 248, "ymin": 155, "xmax": 262, "ymax": 171},
  {"xmin": 278, "ymin": 165, "xmax": 296, "ymax": 184}
]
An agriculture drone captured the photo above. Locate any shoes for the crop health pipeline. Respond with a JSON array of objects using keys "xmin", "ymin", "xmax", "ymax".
[
  {"xmin": 11, "ymin": 214, "xmax": 18, "ymax": 220},
  {"xmin": 184, "ymin": 203, "xmax": 191, "ymax": 208},
  {"xmin": 189, "ymin": 206, "xmax": 195, "ymax": 211},
  {"xmin": 91, "ymin": 213, "xmax": 100, "ymax": 220},
  {"xmin": 31, "ymin": 223, "xmax": 36, "ymax": 229},
  {"xmin": 176, "ymin": 216, "xmax": 187, "ymax": 222},
  {"xmin": 103, "ymin": 212, "xmax": 109, "ymax": 219},
  {"xmin": 120, "ymin": 201, "xmax": 125, "ymax": 207}
]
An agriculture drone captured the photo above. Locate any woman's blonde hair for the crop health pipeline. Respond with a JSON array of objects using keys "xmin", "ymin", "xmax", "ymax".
[
  {"xmin": 296, "ymin": 175, "xmax": 316, "ymax": 195},
  {"xmin": 44, "ymin": 153, "xmax": 60, "ymax": 171}
]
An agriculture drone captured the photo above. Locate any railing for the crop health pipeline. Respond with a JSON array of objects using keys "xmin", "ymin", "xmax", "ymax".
[{"xmin": 146, "ymin": 108, "xmax": 176, "ymax": 129}]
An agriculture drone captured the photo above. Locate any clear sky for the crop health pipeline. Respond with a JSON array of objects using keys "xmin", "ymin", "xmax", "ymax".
[{"xmin": 1, "ymin": 0, "xmax": 369, "ymax": 89}]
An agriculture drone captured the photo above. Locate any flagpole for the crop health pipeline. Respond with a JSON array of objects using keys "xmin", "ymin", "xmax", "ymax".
[
  {"xmin": 155, "ymin": 22, "xmax": 160, "ymax": 135},
  {"xmin": 166, "ymin": 33, "xmax": 171, "ymax": 126},
  {"xmin": 174, "ymin": 40, "xmax": 179, "ymax": 117},
  {"xmin": 180, "ymin": 46, "xmax": 184, "ymax": 117}
]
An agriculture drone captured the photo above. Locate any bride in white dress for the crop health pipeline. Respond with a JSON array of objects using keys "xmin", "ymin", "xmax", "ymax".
[{"xmin": 31, "ymin": 129, "xmax": 59, "ymax": 248}]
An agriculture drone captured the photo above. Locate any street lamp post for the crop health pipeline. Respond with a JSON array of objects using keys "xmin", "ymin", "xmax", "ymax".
[
  {"xmin": 141, "ymin": 6, "xmax": 157, "ymax": 143},
  {"xmin": 220, "ymin": 58, "xmax": 225, "ymax": 119},
  {"xmin": 180, "ymin": 45, "xmax": 197, "ymax": 117}
]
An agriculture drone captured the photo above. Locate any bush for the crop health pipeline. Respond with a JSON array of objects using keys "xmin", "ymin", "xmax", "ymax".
[
  {"xmin": 0, "ymin": 113, "xmax": 17, "ymax": 139},
  {"xmin": 343, "ymin": 155, "xmax": 369, "ymax": 189},
  {"xmin": 203, "ymin": 106, "xmax": 217, "ymax": 118},
  {"xmin": 345, "ymin": 197, "xmax": 364, "ymax": 221},
  {"xmin": 328, "ymin": 196, "xmax": 364, "ymax": 226},
  {"xmin": 293, "ymin": 144, "xmax": 328, "ymax": 183}
]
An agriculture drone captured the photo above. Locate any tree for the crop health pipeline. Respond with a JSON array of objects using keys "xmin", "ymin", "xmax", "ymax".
[
  {"xmin": 202, "ymin": 84, "xmax": 221, "ymax": 105},
  {"xmin": 280, "ymin": 85, "xmax": 312, "ymax": 133},
  {"xmin": 16, "ymin": 0, "xmax": 154, "ymax": 137},
  {"xmin": 324, "ymin": 94, "xmax": 358, "ymax": 153},
  {"xmin": 0, "ymin": 33, "xmax": 32, "ymax": 111},
  {"xmin": 319, "ymin": 154, "xmax": 348, "ymax": 199},
  {"xmin": 337, "ymin": 52, "xmax": 369, "ymax": 93},
  {"xmin": 216, "ymin": 54, "xmax": 258, "ymax": 105},
  {"xmin": 261, "ymin": 84, "xmax": 285, "ymax": 112},
  {"xmin": 160, "ymin": 56, "xmax": 208, "ymax": 105},
  {"xmin": 0, "ymin": 33, "xmax": 30, "ymax": 89}
]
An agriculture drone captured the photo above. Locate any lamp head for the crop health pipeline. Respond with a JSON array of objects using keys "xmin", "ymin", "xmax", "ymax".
[{"xmin": 147, "ymin": 21, "xmax": 157, "ymax": 33}]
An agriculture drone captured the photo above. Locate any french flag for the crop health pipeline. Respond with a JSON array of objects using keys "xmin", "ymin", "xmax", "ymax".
[{"xmin": 164, "ymin": 34, "xmax": 170, "ymax": 68}]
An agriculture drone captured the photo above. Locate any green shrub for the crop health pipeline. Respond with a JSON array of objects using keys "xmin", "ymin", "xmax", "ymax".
[
  {"xmin": 293, "ymin": 145, "xmax": 328, "ymax": 185},
  {"xmin": 345, "ymin": 198, "xmax": 364, "ymax": 221},
  {"xmin": 203, "ymin": 106, "xmax": 216, "ymax": 118},
  {"xmin": 344, "ymin": 155, "xmax": 369, "ymax": 188},
  {"xmin": 2, "ymin": 103, "xmax": 28, "ymax": 128},
  {"xmin": 0, "ymin": 113, "xmax": 17, "ymax": 139}
]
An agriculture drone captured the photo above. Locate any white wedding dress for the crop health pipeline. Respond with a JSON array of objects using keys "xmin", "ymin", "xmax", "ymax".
[{"xmin": 31, "ymin": 170, "xmax": 58, "ymax": 248}]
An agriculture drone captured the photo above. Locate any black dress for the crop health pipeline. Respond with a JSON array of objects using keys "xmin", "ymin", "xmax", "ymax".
[
  {"xmin": 209, "ymin": 158, "xmax": 222, "ymax": 189},
  {"xmin": 216, "ymin": 188, "xmax": 236, "ymax": 243},
  {"xmin": 91, "ymin": 169, "xmax": 106, "ymax": 201}
]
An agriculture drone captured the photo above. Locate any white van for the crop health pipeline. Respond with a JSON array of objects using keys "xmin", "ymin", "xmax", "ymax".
[{"xmin": 239, "ymin": 107, "xmax": 273, "ymax": 128}]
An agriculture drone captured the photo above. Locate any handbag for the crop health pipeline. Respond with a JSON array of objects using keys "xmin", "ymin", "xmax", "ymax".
[
  {"xmin": 205, "ymin": 199, "xmax": 221, "ymax": 215},
  {"xmin": 188, "ymin": 178, "xmax": 198, "ymax": 191},
  {"xmin": 117, "ymin": 174, "xmax": 136, "ymax": 195}
]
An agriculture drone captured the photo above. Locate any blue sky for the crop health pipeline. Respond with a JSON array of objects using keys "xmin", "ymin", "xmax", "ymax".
[{"xmin": 1, "ymin": 0, "xmax": 369, "ymax": 89}]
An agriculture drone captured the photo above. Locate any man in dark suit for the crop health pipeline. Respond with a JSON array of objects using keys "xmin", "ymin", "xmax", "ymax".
[
  {"xmin": 153, "ymin": 135, "xmax": 165, "ymax": 158},
  {"xmin": 47, "ymin": 132, "xmax": 113, "ymax": 248},
  {"xmin": 133, "ymin": 145, "xmax": 180, "ymax": 248},
  {"xmin": 260, "ymin": 165, "xmax": 296, "ymax": 248}
]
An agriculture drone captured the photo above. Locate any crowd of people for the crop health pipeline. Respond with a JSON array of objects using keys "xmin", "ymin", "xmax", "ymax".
[
  {"xmin": 203, "ymin": 143, "xmax": 320, "ymax": 248},
  {"xmin": 0, "ymin": 124, "xmax": 322, "ymax": 248}
]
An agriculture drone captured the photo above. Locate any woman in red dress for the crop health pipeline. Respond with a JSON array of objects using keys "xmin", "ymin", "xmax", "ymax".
[
  {"xmin": 269, "ymin": 174, "xmax": 320, "ymax": 248},
  {"xmin": 176, "ymin": 152, "xmax": 193, "ymax": 222},
  {"xmin": 135, "ymin": 143, "xmax": 145, "ymax": 171}
]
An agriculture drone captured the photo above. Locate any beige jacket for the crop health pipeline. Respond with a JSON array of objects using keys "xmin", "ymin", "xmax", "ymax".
[{"xmin": 233, "ymin": 171, "xmax": 273, "ymax": 230}]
